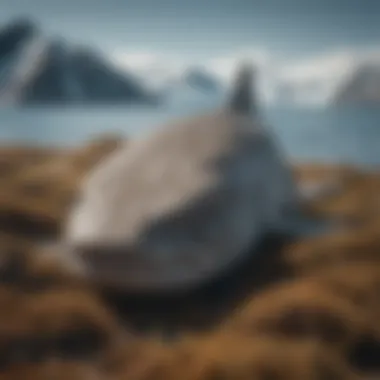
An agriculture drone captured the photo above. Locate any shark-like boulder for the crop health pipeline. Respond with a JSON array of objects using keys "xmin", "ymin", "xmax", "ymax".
[{"xmin": 64, "ymin": 63, "xmax": 301, "ymax": 293}]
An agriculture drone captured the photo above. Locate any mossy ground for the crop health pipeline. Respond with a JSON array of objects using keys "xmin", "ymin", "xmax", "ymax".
[{"xmin": 0, "ymin": 137, "xmax": 378, "ymax": 379}]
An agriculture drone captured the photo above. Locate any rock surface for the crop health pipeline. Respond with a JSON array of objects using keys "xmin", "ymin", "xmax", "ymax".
[{"xmin": 64, "ymin": 64, "xmax": 299, "ymax": 292}]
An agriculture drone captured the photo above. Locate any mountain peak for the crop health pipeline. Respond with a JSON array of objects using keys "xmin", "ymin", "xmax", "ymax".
[
  {"xmin": 0, "ymin": 17, "xmax": 160, "ymax": 106},
  {"xmin": 183, "ymin": 67, "xmax": 221, "ymax": 93},
  {"xmin": 333, "ymin": 62, "xmax": 380, "ymax": 106},
  {"xmin": 0, "ymin": 17, "xmax": 39, "ymax": 54}
]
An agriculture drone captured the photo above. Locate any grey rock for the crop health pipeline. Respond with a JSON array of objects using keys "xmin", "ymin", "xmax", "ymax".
[{"xmin": 64, "ymin": 63, "xmax": 301, "ymax": 293}]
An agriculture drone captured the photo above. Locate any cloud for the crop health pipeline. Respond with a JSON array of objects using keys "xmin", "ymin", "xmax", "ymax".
[
  {"xmin": 274, "ymin": 49, "xmax": 358, "ymax": 105},
  {"xmin": 205, "ymin": 48, "xmax": 273, "ymax": 82},
  {"xmin": 279, "ymin": 50, "xmax": 356, "ymax": 84},
  {"xmin": 277, "ymin": 46, "xmax": 380, "ymax": 104},
  {"xmin": 111, "ymin": 50, "xmax": 189, "ymax": 91},
  {"xmin": 111, "ymin": 47, "xmax": 274, "ymax": 83},
  {"xmin": 109, "ymin": 45, "xmax": 380, "ymax": 105},
  {"xmin": 112, "ymin": 51, "xmax": 184, "ymax": 79}
]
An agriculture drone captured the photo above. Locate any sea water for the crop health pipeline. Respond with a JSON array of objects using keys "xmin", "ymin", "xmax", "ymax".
[{"xmin": 0, "ymin": 98, "xmax": 379, "ymax": 168}]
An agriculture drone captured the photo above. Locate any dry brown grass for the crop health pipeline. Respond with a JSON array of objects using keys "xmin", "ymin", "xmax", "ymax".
[
  {"xmin": 0, "ymin": 140, "xmax": 378, "ymax": 379},
  {"xmin": 0, "ymin": 135, "xmax": 122, "ymax": 238}
]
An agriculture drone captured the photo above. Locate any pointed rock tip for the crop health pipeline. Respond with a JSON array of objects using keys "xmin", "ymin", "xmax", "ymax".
[{"xmin": 227, "ymin": 61, "xmax": 257, "ymax": 115}]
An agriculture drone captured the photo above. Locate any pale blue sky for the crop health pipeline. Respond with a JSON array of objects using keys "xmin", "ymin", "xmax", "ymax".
[{"xmin": 0, "ymin": 0, "xmax": 378, "ymax": 60}]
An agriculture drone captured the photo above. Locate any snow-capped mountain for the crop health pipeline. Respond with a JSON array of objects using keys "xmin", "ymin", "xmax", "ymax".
[
  {"xmin": 333, "ymin": 63, "xmax": 380, "ymax": 106},
  {"xmin": 157, "ymin": 66, "xmax": 223, "ymax": 106},
  {"xmin": 110, "ymin": 48, "xmax": 380, "ymax": 108},
  {"xmin": 0, "ymin": 18, "xmax": 159, "ymax": 106},
  {"xmin": 3, "ymin": 17, "xmax": 380, "ymax": 108},
  {"xmin": 181, "ymin": 67, "xmax": 221, "ymax": 93}
]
